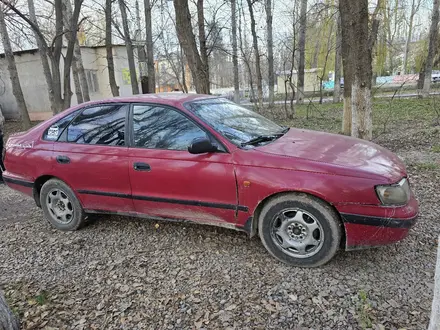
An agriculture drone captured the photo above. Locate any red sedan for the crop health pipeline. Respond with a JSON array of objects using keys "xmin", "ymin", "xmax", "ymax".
[{"xmin": 3, "ymin": 94, "xmax": 418, "ymax": 267}]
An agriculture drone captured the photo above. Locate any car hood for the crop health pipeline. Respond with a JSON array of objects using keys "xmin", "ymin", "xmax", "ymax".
[{"xmin": 255, "ymin": 128, "xmax": 406, "ymax": 182}]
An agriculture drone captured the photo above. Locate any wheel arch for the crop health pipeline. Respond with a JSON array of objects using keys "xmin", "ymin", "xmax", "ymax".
[
  {"xmin": 247, "ymin": 190, "xmax": 346, "ymax": 247},
  {"xmin": 33, "ymin": 175, "xmax": 81, "ymax": 208}
]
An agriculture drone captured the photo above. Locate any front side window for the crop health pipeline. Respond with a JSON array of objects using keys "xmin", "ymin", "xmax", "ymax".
[
  {"xmin": 65, "ymin": 104, "xmax": 127, "ymax": 146},
  {"xmin": 132, "ymin": 105, "xmax": 207, "ymax": 150},
  {"xmin": 185, "ymin": 98, "xmax": 284, "ymax": 146}
]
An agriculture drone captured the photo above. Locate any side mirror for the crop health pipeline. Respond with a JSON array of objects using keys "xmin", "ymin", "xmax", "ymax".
[{"xmin": 188, "ymin": 137, "xmax": 218, "ymax": 154}]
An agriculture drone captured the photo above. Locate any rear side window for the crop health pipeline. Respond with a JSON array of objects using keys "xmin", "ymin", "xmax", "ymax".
[
  {"xmin": 43, "ymin": 111, "xmax": 79, "ymax": 141},
  {"xmin": 65, "ymin": 104, "xmax": 127, "ymax": 146}
]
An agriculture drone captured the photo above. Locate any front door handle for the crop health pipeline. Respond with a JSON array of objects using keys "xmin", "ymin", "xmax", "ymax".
[
  {"xmin": 56, "ymin": 155, "xmax": 70, "ymax": 164},
  {"xmin": 134, "ymin": 162, "xmax": 151, "ymax": 171}
]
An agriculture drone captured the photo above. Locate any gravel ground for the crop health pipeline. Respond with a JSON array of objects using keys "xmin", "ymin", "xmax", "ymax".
[{"xmin": 0, "ymin": 119, "xmax": 439, "ymax": 329}]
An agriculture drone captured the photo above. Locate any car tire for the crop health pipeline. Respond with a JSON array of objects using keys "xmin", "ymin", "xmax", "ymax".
[
  {"xmin": 258, "ymin": 193, "xmax": 342, "ymax": 267},
  {"xmin": 40, "ymin": 179, "xmax": 85, "ymax": 231}
]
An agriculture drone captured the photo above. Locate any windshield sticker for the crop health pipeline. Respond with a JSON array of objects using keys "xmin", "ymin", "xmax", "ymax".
[{"xmin": 47, "ymin": 126, "xmax": 59, "ymax": 139}]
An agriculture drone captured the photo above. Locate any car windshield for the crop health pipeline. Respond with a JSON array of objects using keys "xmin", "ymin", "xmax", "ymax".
[{"xmin": 186, "ymin": 98, "xmax": 285, "ymax": 146}]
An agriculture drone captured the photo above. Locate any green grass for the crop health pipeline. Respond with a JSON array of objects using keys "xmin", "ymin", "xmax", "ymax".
[
  {"xmin": 357, "ymin": 290, "xmax": 374, "ymax": 329},
  {"xmin": 261, "ymin": 98, "xmax": 438, "ymax": 137},
  {"xmin": 432, "ymin": 145, "xmax": 440, "ymax": 153},
  {"xmin": 35, "ymin": 291, "xmax": 49, "ymax": 306}
]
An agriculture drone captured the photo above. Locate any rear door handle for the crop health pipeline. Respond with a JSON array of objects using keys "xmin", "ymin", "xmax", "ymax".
[
  {"xmin": 56, "ymin": 155, "xmax": 70, "ymax": 164},
  {"xmin": 134, "ymin": 162, "xmax": 151, "ymax": 171}
]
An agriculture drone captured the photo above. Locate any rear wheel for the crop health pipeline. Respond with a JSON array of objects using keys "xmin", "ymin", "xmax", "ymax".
[
  {"xmin": 40, "ymin": 179, "xmax": 85, "ymax": 231},
  {"xmin": 258, "ymin": 193, "xmax": 342, "ymax": 267}
]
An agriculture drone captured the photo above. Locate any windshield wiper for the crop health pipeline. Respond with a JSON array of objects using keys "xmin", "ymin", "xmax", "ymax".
[
  {"xmin": 241, "ymin": 133, "xmax": 284, "ymax": 147},
  {"xmin": 241, "ymin": 127, "xmax": 290, "ymax": 147}
]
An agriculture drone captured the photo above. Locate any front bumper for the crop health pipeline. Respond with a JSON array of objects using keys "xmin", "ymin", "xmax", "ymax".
[{"xmin": 336, "ymin": 196, "xmax": 419, "ymax": 250}]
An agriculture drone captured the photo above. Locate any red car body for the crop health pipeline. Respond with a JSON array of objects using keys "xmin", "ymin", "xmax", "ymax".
[{"xmin": 3, "ymin": 94, "xmax": 418, "ymax": 250}]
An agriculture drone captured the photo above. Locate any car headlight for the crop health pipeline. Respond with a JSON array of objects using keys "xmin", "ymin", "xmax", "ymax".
[{"xmin": 375, "ymin": 178, "xmax": 411, "ymax": 206}]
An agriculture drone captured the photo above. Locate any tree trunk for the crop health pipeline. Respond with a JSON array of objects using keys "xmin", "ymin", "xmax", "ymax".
[
  {"xmin": 297, "ymin": 0, "xmax": 307, "ymax": 104},
  {"xmin": 74, "ymin": 40, "xmax": 90, "ymax": 101},
  {"xmin": 105, "ymin": 0, "xmax": 120, "ymax": 96},
  {"xmin": 62, "ymin": 0, "xmax": 83, "ymax": 109},
  {"xmin": 119, "ymin": 0, "xmax": 139, "ymax": 95},
  {"xmin": 144, "ymin": 0, "xmax": 156, "ymax": 93},
  {"xmin": 231, "ymin": 0, "xmax": 240, "ymax": 103},
  {"xmin": 62, "ymin": 0, "xmax": 79, "ymax": 107},
  {"xmin": 0, "ymin": 106, "xmax": 4, "ymax": 130},
  {"xmin": 339, "ymin": 0, "xmax": 353, "ymax": 135},
  {"xmin": 173, "ymin": 0, "xmax": 209, "ymax": 94},
  {"xmin": 62, "ymin": 0, "xmax": 90, "ymax": 101},
  {"xmin": 0, "ymin": 7, "xmax": 31, "ymax": 129},
  {"xmin": 266, "ymin": 0, "xmax": 274, "ymax": 106},
  {"xmin": 53, "ymin": 0, "xmax": 64, "ymax": 112},
  {"xmin": 422, "ymin": 0, "xmax": 440, "ymax": 97},
  {"xmin": 28, "ymin": 0, "xmax": 57, "ymax": 114},
  {"xmin": 72, "ymin": 60, "xmax": 84, "ymax": 104},
  {"xmin": 246, "ymin": 0, "xmax": 263, "ymax": 108},
  {"xmin": 0, "ymin": 292, "xmax": 19, "ymax": 330},
  {"xmin": 197, "ymin": 0, "xmax": 210, "ymax": 94},
  {"xmin": 238, "ymin": 0, "xmax": 255, "ymax": 104},
  {"xmin": 333, "ymin": 11, "xmax": 342, "ymax": 103},
  {"xmin": 340, "ymin": 0, "xmax": 373, "ymax": 140},
  {"xmin": 180, "ymin": 46, "xmax": 188, "ymax": 93}
]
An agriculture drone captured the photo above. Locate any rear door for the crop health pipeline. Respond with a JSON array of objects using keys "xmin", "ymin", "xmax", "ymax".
[
  {"xmin": 127, "ymin": 103, "xmax": 239, "ymax": 226},
  {"xmin": 52, "ymin": 103, "xmax": 134, "ymax": 213}
]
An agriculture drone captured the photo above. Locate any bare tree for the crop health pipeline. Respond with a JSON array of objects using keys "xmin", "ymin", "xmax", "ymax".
[
  {"xmin": 402, "ymin": 0, "xmax": 422, "ymax": 74},
  {"xmin": 62, "ymin": 0, "xmax": 89, "ymax": 103},
  {"xmin": 54, "ymin": 0, "xmax": 65, "ymax": 109},
  {"xmin": 238, "ymin": 0, "xmax": 255, "ymax": 104},
  {"xmin": 173, "ymin": 0, "xmax": 209, "ymax": 93},
  {"xmin": 246, "ymin": 0, "xmax": 263, "ymax": 108},
  {"xmin": 3, "ymin": 0, "xmax": 84, "ymax": 112},
  {"xmin": 119, "ymin": 0, "xmax": 139, "ymax": 94},
  {"xmin": 421, "ymin": 0, "xmax": 440, "ymax": 97},
  {"xmin": 231, "ymin": 0, "xmax": 240, "ymax": 102},
  {"xmin": 266, "ymin": 0, "xmax": 274, "ymax": 106},
  {"xmin": 296, "ymin": 0, "xmax": 307, "ymax": 104},
  {"xmin": 62, "ymin": 0, "xmax": 84, "ymax": 109},
  {"xmin": 63, "ymin": 0, "xmax": 90, "ymax": 102},
  {"xmin": 333, "ymin": 9, "xmax": 342, "ymax": 103},
  {"xmin": 197, "ymin": 0, "xmax": 210, "ymax": 94},
  {"xmin": 144, "ymin": 0, "xmax": 156, "ymax": 93},
  {"xmin": 27, "ymin": 0, "xmax": 56, "ymax": 113},
  {"xmin": 105, "ymin": 0, "xmax": 120, "ymax": 96},
  {"xmin": 0, "ymin": 4, "xmax": 31, "ymax": 129}
]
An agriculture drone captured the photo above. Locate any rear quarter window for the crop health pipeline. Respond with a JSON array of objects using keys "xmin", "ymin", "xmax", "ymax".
[{"xmin": 43, "ymin": 111, "xmax": 79, "ymax": 141}]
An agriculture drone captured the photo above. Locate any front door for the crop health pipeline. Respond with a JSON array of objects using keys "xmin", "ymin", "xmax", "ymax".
[
  {"xmin": 128, "ymin": 103, "xmax": 238, "ymax": 226},
  {"xmin": 52, "ymin": 103, "xmax": 134, "ymax": 213}
]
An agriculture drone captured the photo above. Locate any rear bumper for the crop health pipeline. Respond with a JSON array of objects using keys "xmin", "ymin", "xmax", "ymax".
[
  {"xmin": 336, "ymin": 196, "xmax": 419, "ymax": 250},
  {"xmin": 3, "ymin": 174, "xmax": 34, "ymax": 197}
]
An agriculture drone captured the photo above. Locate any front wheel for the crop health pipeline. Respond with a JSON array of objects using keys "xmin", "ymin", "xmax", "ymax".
[
  {"xmin": 258, "ymin": 193, "xmax": 342, "ymax": 267},
  {"xmin": 40, "ymin": 179, "xmax": 86, "ymax": 231}
]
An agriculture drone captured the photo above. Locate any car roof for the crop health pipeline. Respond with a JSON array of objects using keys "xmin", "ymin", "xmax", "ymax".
[{"xmin": 80, "ymin": 93, "xmax": 218, "ymax": 108}]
